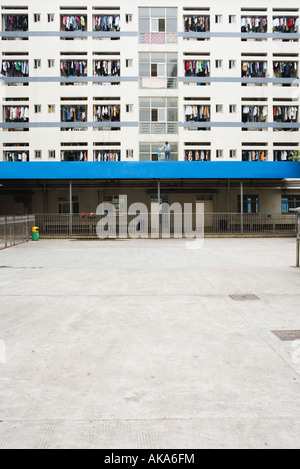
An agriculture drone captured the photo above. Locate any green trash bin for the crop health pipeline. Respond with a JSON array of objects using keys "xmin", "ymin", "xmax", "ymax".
[{"xmin": 32, "ymin": 227, "xmax": 39, "ymax": 241}]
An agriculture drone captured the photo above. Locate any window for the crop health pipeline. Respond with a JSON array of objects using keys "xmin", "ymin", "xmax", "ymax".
[
  {"xmin": 48, "ymin": 60, "xmax": 55, "ymax": 68},
  {"xmin": 230, "ymin": 105, "xmax": 237, "ymax": 114},
  {"xmin": 139, "ymin": 52, "xmax": 178, "ymax": 89},
  {"xmin": 34, "ymin": 150, "xmax": 42, "ymax": 159},
  {"xmin": 48, "ymin": 105, "xmax": 55, "ymax": 114},
  {"xmin": 139, "ymin": 7, "xmax": 178, "ymax": 44},
  {"xmin": 34, "ymin": 105, "xmax": 41, "ymax": 114},
  {"xmin": 216, "ymin": 105, "xmax": 223, "ymax": 113},
  {"xmin": 229, "ymin": 60, "xmax": 236, "ymax": 69},
  {"xmin": 216, "ymin": 60, "xmax": 223, "ymax": 69},
  {"xmin": 48, "ymin": 14, "xmax": 55, "ymax": 23},
  {"xmin": 126, "ymin": 14, "xmax": 133, "ymax": 23},
  {"xmin": 34, "ymin": 14, "xmax": 41, "ymax": 23},
  {"xmin": 216, "ymin": 150, "xmax": 224, "ymax": 158},
  {"xmin": 126, "ymin": 105, "xmax": 134, "ymax": 113},
  {"xmin": 229, "ymin": 15, "xmax": 236, "ymax": 24},
  {"xmin": 58, "ymin": 196, "xmax": 79, "ymax": 214},
  {"xmin": 126, "ymin": 150, "xmax": 134, "ymax": 159},
  {"xmin": 126, "ymin": 59, "xmax": 133, "ymax": 68},
  {"xmin": 139, "ymin": 142, "xmax": 178, "ymax": 161},
  {"xmin": 238, "ymin": 195, "xmax": 259, "ymax": 214},
  {"xmin": 34, "ymin": 60, "xmax": 41, "ymax": 69},
  {"xmin": 215, "ymin": 15, "xmax": 223, "ymax": 24},
  {"xmin": 139, "ymin": 97, "xmax": 178, "ymax": 135},
  {"xmin": 230, "ymin": 150, "xmax": 237, "ymax": 158},
  {"xmin": 282, "ymin": 195, "xmax": 300, "ymax": 214},
  {"xmin": 49, "ymin": 150, "xmax": 56, "ymax": 159}
]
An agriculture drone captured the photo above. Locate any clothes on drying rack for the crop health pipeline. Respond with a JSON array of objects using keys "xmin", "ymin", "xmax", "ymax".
[
  {"xmin": 242, "ymin": 61, "xmax": 266, "ymax": 77},
  {"xmin": 242, "ymin": 106, "xmax": 268, "ymax": 123},
  {"xmin": 241, "ymin": 17, "xmax": 268, "ymax": 33},
  {"xmin": 61, "ymin": 16, "xmax": 87, "ymax": 31},
  {"xmin": 60, "ymin": 60, "xmax": 87, "ymax": 77},
  {"xmin": 94, "ymin": 105, "xmax": 120, "ymax": 122},
  {"xmin": 274, "ymin": 150, "xmax": 298, "ymax": 161},
  {"xmin": 242, "ymin": 150, "xmax": 266, "ymax": 161},
  {"xmin": 4, "ymin": 151, "xmax": 29, "ymax": 162},
  {"xmin": 94, "ymin": 60, "xmax": 120, "ymax": 77},
  {"xmin": 273, "ymin": 62, "xmax": 298, "ymax": 78},
  {"xmin": 184, "ymin": 16, "xmax": 210, "ymax": 32},
  {"xmin": 273, "ymin": 106, "xmax": 298, "ymax": 122},
  {"xmin": 61, "ymin": 106, "xmax": 87, "ymax": 122},
  {"xmin": 185, "ymin": 105, "xmax": 210, "ymax": 121},
  {"xmin": 273, "ymin": 17, "xmax": 299, "ymax": 33},
  {"xmin": 185, "ymin": 150, "xmax": 210, "ymax": 161},
  {"xmin": 3, "ymin": 15, "xmax": 28, "ymax": 31},
  {"xmin": 1, "ymin": 61, "xmax": 29, "ymax": 77},
  {"xmin": 94, "ymin": 15, "xmax": 120, "ymax": 32},
  {"xmin": 185, "ymin": 61, "xmax": 210, "ymax": 77},
  {"xmin": 95, "ymin": 150, "xmax": 120, "ymax": 162},
  {"xmin": 61, "ymin": 150, "xmax": 88, "ymax": 161},
  {"xmin": 5, "ymin": 106, "xmax": 29, "ymax": 121}
]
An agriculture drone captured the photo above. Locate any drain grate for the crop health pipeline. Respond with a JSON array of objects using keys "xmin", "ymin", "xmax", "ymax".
[
  {"xmin": 229, "ymin": 294, "xmax": 260, "ymax": 301},
  {"xmin": 272, "ymin": 330, "xmax": 300, "ymax": 342}
]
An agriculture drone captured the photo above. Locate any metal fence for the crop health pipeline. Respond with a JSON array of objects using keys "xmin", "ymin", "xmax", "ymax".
[
  {"xmin": 35, "ymin": 213, "xmax": 297, "ymax": 238},
  {"xmin": 0, "ymin": 216, "xmax": 35, "ymax": 249}
]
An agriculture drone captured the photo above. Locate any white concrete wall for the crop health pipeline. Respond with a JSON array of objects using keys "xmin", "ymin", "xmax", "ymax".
[{"xmin": 0, "ymin": 0, "xmax": 299, "ymax": 164}]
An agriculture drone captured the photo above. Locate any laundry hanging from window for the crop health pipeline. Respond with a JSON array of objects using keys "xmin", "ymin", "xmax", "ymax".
[
  {"xmin": 94, "ymin": 60, "xmax": 120, "ymax": 77},
  {"xmin": 94, "ymin": 105, "xmax": 120, "ymax": 122},
  {"xmin": 93, "ymin": 16, "xmax": 120, "ymax": 32},
  {"xmin": 95, "ymin": 150, "xmax": 120, "ymax": 161},
  {"xmin": 241, "ymin": 17, "xmax": 268, "ymax": 33},
  {"xmin": 242, "ymin": 106, "xmax": 268, "ymax": 123},
  {"xmin": 242, "ymin": 150, "xmax": 266, "ymax": 161},
  {"xmin": 273, "ymin": 106, "xmax": 298, "ymax": 122},
  {"xmin": 272, "ymin": 17, "xmax": 299, "ymax": 33},
  {"xmin": 61, "ymin": 150, "xmax": 88, "ymax": 161},
  {"xmin": 274, "ymin": 150, "xmax": 298, "ymax": 161},
  {"xmin": 4, "ymin": 151, "xmax": 29, "ymax": 162},
  {"xmin": 185, "ymin": 61, "xmax": 210, "ymax": 77},
  {"xmin": 61, "ymin": 16, "xmax": 87, "ymax": 31},
  {"xmin": 273, "ymin": 62, "xmax": 298, "ymax": 78},
  {"xmin": 185, "ymin": 105, "xmax": 210, "ymax": 121},
  {"xmin": 185, "ymin": 150, "xmax": 210, "ymax": 161},
  {"xmin": 1, "ymin": 61, "xmax": 29, "ymax": 77},
  {"xmin": 61, "ymin": 106, "xmax": 87, "ymax": 122},
  {"xmin": 4, "ymin": 106, "xmax": 29, "ymax": 121},
  {"xmin": 241, "ymin": 62, "xmax": 266, "ymax": 77},
  {"xmin": 3, "ymin": 15, "xmax": 28, "ymax": 31},
  {"xmin": 184, "ymin": 16, "xmax": 210, "ymax": 32},
  {"xmin": 60, "ymin": 60, "xmax": 87, "ymax": 77}
]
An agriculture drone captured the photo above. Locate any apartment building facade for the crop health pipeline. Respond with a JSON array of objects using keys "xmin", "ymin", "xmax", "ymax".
[{"xmin": 0, "ymin": 0, "xmax": 300, "ymax": 218}]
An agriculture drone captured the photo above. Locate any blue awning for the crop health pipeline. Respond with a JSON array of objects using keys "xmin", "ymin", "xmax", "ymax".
[{"xmin": 0, "ymin": 161, "xmax": 300, "ymax": 180}]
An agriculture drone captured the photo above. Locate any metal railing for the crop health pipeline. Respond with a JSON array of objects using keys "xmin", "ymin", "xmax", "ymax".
[
  {"xmin": 0, "ymin": 215, "xmax": 35, "ymax": 249},
  {"xmin": 35, "ymin": 213, "xmax": 297, "ymax": 238}
]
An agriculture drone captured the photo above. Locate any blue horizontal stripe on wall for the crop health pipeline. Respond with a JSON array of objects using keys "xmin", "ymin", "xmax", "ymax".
[{"xmin": 0, "ymin": 162, "xmax": 300, "ymax": 180}]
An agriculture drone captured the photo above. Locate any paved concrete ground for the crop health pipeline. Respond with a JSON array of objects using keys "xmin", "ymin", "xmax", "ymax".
[{"xmin": 0, "ymin": 238, "xmax": 299, "ymax": 449}]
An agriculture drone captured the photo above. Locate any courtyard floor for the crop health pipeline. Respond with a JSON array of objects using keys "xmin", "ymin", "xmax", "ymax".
[{"xmin": 0, "ymin": 238, "xmax": 299, "ymax": 449}]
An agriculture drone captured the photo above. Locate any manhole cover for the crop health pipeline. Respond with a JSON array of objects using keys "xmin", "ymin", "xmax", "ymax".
[
  {"xmin": 272, "ymin": 330, "xmax": 300, "ymax": 342},
  {"xmin": 229, "ymin": 294, "xmax": 260, "ymax": 301}
]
